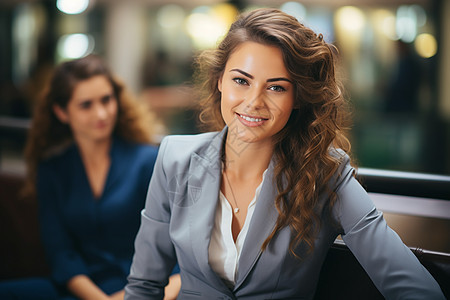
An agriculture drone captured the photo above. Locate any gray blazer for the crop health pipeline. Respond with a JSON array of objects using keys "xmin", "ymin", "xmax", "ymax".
[{"xmin": 125, "ymin": 128, "xmax": 444, "ymax": 300}]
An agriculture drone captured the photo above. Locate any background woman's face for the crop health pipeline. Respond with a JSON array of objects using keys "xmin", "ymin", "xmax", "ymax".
[
  {"xmin": 219, "ymin": 41, "xmax": 294, "ymax": 146},
  {"xmin": 54, "ymin": 75, "xmax": 118, "ymax": 144}
]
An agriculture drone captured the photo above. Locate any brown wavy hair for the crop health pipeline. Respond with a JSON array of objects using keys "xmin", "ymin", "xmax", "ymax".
[
  {"xmin": 194, "ymin": 8, "xmax": 352, "ymax": 256},
  {"xmin": 23, "ymin": 54, "xmax": 156, "ymax": 199}
]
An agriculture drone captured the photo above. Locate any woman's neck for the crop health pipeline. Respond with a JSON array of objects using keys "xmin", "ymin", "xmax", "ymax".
[
  {"xmin": 223, "ymin": 138, "xmax": 273, "ymax": 180},
  {"xmin": 75, "ymin": 137, "xmax": 112, "ymax": 165},
  {"xmin": 74, "ymin": 136, "xmax": 113, "ymax": 199}
]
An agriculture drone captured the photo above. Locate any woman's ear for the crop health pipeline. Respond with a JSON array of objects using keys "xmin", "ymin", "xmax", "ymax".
[
  {"xmin": 218, "ymin": 75, "xmax": 223, "ymax": 92},
  {"xmin": 52, "ymin": 104, "xmax": 69, "ymax": 124}
]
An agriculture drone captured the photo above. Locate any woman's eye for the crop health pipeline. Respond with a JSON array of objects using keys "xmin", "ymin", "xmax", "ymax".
[
  {"xmin": 101, "ymin": 94, "xmax": 113, "ymax": 104},
  {"xmin": 269, "ymin": 85, "xmax": 286, "ymax": 92},
  {"xmin": 233, "ymin": 78, "xmax": 248, "ymax": 85},
  {"xmin": 79, "ymin": 101, "xmax": 92, "ymax": 109}
]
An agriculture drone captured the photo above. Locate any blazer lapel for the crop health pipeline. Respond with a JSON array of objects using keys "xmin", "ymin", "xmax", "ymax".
[
  {"xmin": 186, "ymin": 127, "xmax": 280, "ymax": 293},
  {"xmin": 188, "ymin": 129, "xmax": 232, "ymax": 293},
  {"xmin": 234, "ymin": 160, "xmax": 279, "ymax": 290}
]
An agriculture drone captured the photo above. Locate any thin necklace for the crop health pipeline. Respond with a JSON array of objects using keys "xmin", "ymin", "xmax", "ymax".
[{"xmin": 223, "ymin": 170, "xmax": 240, "ymax": 214}]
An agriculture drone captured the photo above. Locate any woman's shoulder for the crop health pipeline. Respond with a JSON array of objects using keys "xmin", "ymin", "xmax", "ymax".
[
  {"xmin": 162, "ymin": 131, "xmax": 219, "ymax": 144},
  {"xmin": 160, "ymin": 131, "xmax": 220, "ymax": 152},
  {"xmin": 38, "ymin": 143, "xmax": 77, "ymax": 172},
  {"xmin": 325, "ymin": 147, "xmax": 355, "ymax": 192},
  {"xmin": 113, "ymin": 137, "xmax": 159, "ymax": 167},
  {"xmin": 329, "ymin": 147, "xmax": 352, "ymax": 173},
  {"xmin": 329, "ymin": 147, "xmax": 350, "ymax": 162},
  {"xmin": 157, "ymin": 131, "xmax": 222, "ymax": 165},
  {"xmin": 35, "ymin": 145, "xmax": 79, "ymax": 188},
  {"xmin": 117, "ymin": 138, "xmax": 158, "ymax": 156}
]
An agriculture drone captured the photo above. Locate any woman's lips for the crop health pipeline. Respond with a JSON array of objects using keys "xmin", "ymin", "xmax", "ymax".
[
  {"xmin": 236, "ymin": 113, "xmax": 268, "ymax": 127},
  {"xmin": 94, "ymin": 121, "xmax": 110, "ymax": 129}
]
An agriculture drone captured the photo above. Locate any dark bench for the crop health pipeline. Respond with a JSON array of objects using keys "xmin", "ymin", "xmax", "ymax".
[
  {"xmin": 314, "ymin": 167, "xmax": 450, "ymax": 299},
  {"xmin": 314, "ymin": 239, "xmax": 450, "ymax": 299},
  {"xmin": 356, "ymin": 167, "xmax": 450, "ymax": 201},
  {"xmin": 0, "ymin": 170, "xmax": 50, "ymax": 280}
]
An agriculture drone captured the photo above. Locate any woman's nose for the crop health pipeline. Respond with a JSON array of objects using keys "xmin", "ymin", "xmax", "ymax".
[
  {"xmin": 94, "ymin": 104, "xmax": 108, "ymax": 119},
  {"xmin": 245, "ymin": 86, "xmax": 266, "ymax": 109}
]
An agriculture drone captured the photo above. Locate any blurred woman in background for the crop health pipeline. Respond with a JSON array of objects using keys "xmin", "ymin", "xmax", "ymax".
[{"xmin": 0, "ymin": 54, "xmax": 180, "ymax": 300}]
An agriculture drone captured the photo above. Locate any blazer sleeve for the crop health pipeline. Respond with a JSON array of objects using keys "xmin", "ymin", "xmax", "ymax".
[
  {"xmin": 37, "ymin": 163, "xmax": 89, "ymax": 285},
  {"xmin": 333, "ymin": 155, "xmax": 445, "ymax": 299},
  {"xmin": 125, "ymin": 137, "xmax": 177, "ymax": 300}
]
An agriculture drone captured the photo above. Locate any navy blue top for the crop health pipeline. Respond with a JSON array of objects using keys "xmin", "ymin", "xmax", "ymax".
[{"xmin": 37, "ymin": 137, "xmax": 158, "ymax": 285}]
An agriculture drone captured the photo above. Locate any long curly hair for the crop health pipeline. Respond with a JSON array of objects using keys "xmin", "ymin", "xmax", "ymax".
[
  {"xmin": 195, "ymin": 8, "xmax": 352, "ymax": 256},
  {"xmin": 23, "ymin": 54, "xmax": 156, "ymax": 199}
]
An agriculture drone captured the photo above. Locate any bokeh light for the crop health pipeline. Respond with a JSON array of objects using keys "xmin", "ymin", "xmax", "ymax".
[
  {"xmin": 396, "ymin": 5, "xmax": 416, "ymax": 43},
  {"xmin": 185, "ymin": 4, "xmax": 237, "ymax": 49},
  {"xmin": 157, "ymin": 4, "xmax": 185, "ymax": 29},
  {"xmin": 396, "ymin": 5, "xmax": 426, "ymax": 43},
  {"xmin": 372, "ymin": 9, "xmax": 398, "ymax": 40},
  {"xmin": 56, "ymin": 0, "xmax": 89, "ymax": 15},
  {"xmin": 336, "ymin": 6, "xmax": 365, "ymax": 33},
  {"xmin": 415, "ymin": 33, "xmax": 437, "ymax": 58},
  {"xmin": 57, "ymin": 33, "xmax": 94, "ymax": 60}
]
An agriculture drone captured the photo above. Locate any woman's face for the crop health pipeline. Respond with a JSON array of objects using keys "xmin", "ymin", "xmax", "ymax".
[
  {"xmin": 54, "ymin": 75, "xmax": 118, "ymax": 144},
  {"xmin": 219, "ymin": 41, "xmax": 294, "ymax": 147}
]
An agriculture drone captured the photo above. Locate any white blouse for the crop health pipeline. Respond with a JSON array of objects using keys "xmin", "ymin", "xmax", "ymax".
[{"xmin": 208, "ymin": 169, "xmax": 268, "ymax": 288}]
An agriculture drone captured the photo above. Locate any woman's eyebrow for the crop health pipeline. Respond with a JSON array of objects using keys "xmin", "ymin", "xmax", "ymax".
[
  {"xmin": 267, "ymin": 77, "xmax": 292, "ymax": 83},
  {"xmin": 230, "ymin": 68, "xmax": 292, "ymax": 83},
  {"xmin": 230, "ymin": 68, "xmax": 253, "ymax": 79}
]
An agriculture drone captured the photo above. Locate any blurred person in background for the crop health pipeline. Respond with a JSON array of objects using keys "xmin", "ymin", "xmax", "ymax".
[
  {"xmin": 0, "ymin": 54, "xmax": 180, "ymax": 300},
  {"xmin": 124, "ymin": 8, "xmax": 444, "ymax": 299},
  {"xmin": 384, "ymin": 40, "xmax": 422, "ymax": 113}
]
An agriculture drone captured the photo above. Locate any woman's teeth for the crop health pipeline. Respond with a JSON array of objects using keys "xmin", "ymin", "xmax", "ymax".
[{"xmin": 240, "ymin": 115, "xmax": 263, "ymax": 122}]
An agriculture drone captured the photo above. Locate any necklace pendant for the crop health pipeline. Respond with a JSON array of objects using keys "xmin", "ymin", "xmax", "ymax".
[{"xmin": 234, "ymin": 207, "xmax": 240, "ymax": 213}]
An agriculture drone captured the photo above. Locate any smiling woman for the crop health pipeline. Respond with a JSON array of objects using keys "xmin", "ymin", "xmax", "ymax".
[
  {"xmin": 218, "ymin": 42, "xmax": 294, "ymax": 147},
  {"xmin": 53, "ymin": 76, "xmax": 117, "ymax": 143},
  {"xmin": 0, "ymin": 55, "xmax": 181, "ymax": 300},
  {"xmin": 214, "ymin": 42, "xmax": 296, "ymax": 237},
  {"xmin": 124, "ymin": 8, "xmax": 445, "ymax": 300},
  {"xmin": 52, "ymin": 75, "xmax": 119, "ymax": 198}
]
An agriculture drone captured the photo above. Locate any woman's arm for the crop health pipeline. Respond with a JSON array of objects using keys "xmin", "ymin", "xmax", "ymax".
[
  {"xmin": 125, "ymin": 137, "xmax": 179, "ymax": 299},
  {"xmin": 333, "ymin": 156, "xmax": 445, "ymax": 299},
  {"xmin": 164, "ymin": 274, "xmax": 181, "ymax": 300},
  {"xmin": 105, "ymin": 274, "xmax": 180, "ymax": 300},
  {"xmin": 37, "ymin": 163, "xmax": 91, "ymax": 285},
  {"xmin": 67, "ymin": 275, "xmax": 110, "ymax": 300},
  {"xmin": 110, "ymin": 290, "xmax": 125, "ymax": 300},
  {"xmin": 37, "ymin": 160, "xmax": 121, "ymax": 299}
]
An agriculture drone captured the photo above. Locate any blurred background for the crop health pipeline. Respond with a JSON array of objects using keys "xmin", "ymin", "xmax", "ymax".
[
  {"xmin": 0, "ymin": 0, "xmax": 449, "ymax": 253},
  {"xmin": 0, "ymin": 0, "xmax": 449, "ymax": 177}
]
